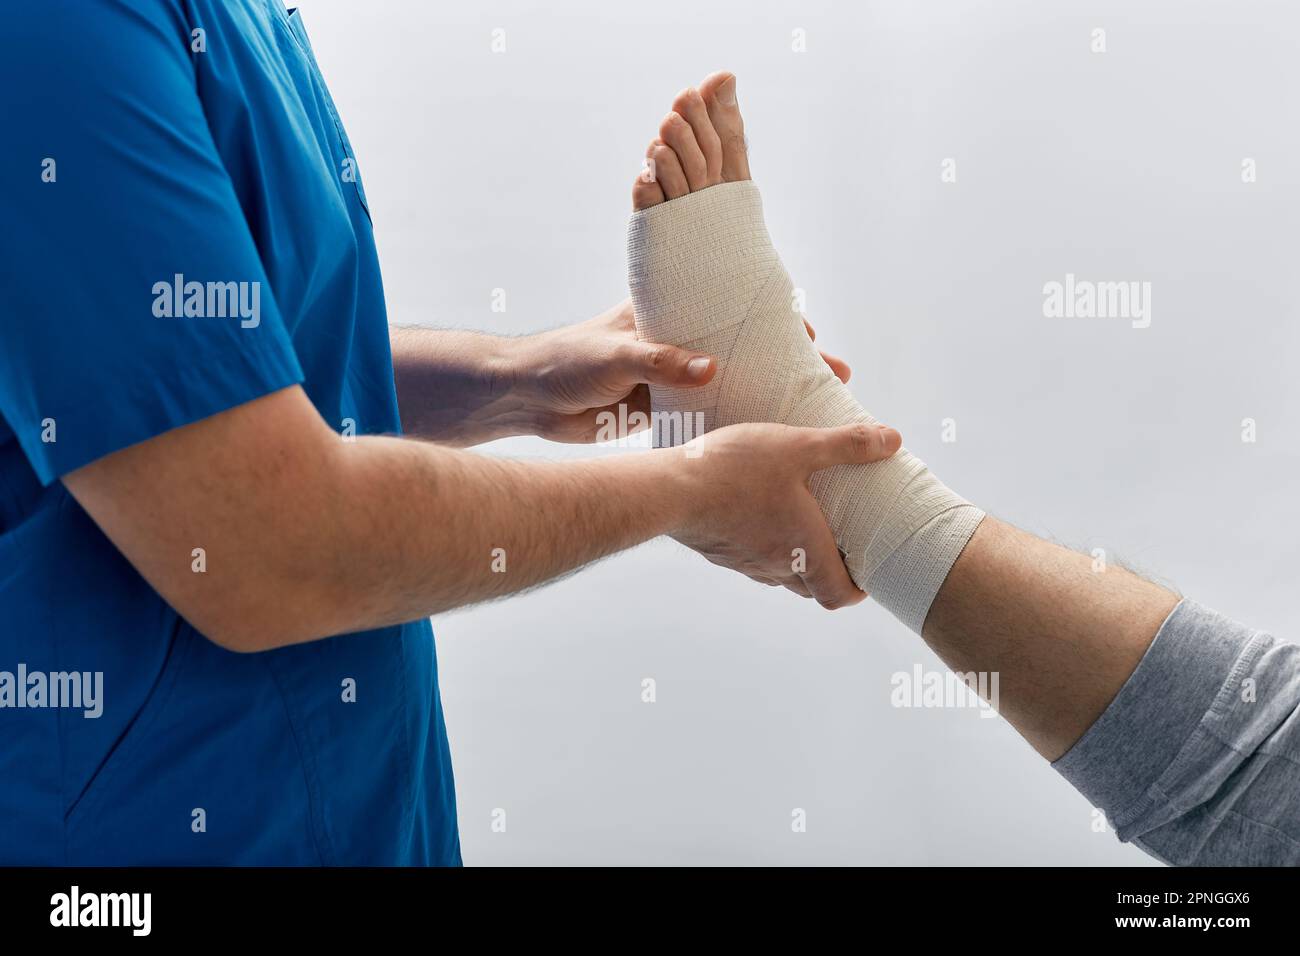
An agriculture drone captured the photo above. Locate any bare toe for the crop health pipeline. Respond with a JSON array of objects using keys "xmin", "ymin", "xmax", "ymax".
[
  {"xmin": 632, "ymin": 164, "xmax": 666, "ymax": 210},
  {"xmin": 646, "ymin": 139, "xmax": 689, "ymax": 200},
  {"xmin": 671, "ymin": 87, "xmax": 722, "ymax": 186},
  {"xmin": 698, "ymin": 71, "xmax": 750, "ymax": 182},
  {"xmin": 657, "ymin": 111, "xmax": 709, "ymax": 192}
]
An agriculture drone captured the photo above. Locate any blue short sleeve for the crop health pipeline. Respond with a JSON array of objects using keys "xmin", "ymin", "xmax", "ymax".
[{"xmin": 0, "ymin": 0, "xmax": 304, "ymax": 485}]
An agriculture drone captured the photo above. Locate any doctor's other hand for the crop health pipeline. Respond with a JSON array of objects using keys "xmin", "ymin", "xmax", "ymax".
[
  {"xmin": 514, "ymin": 299, "xmax": 851, "ymax": 443},
  {"xmin": 666, "ymin": 420, "xmax": 902, "ymax": 609},
  {"xmin": 511, "ymin": 299, "xmax": 711, "ymax": 443}
]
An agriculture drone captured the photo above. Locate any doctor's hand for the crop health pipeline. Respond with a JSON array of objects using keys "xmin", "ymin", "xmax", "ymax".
[
  {"xmin": 666, "ymin": 420, "xmax": 902, "ymax": 608},
  {"xmin": 510, "ymin": 298, "xmax": 711, "ymax": 442},
  {"xmin": 513, "ymin": 299, "xmax": 851, "ymax": 443}
]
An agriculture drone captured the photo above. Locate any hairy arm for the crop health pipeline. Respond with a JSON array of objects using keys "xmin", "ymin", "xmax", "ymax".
[
  {"xmin": 389, "ymin": 326, "xmax": 530, "ymax": 445},
  {"xmin": 924, "ymin": 517, "xmax": 1179, "ymax": 760},
  {"xmin": 64, "ymin": 386, "xmax": 896, "ymax": 653},
  {"xmin": 388, "ymin": 300, "xmax": 711, "ymax": 446}
]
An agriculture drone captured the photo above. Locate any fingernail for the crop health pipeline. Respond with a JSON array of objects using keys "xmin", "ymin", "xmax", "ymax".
[
  {"xmin": 717, "ymin": 77, "xmax": 736, "ymax": 106},
  {"xmin": 878, "ymin": 426, "xmax": 902, "ymax": 450},
  {"xmin": 686, "ymin": 356, "xmax": 712, "ymax": 378}
]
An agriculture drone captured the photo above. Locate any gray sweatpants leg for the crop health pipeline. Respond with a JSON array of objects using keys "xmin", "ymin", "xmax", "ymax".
[{"xmin": 1052, "ymin": 600, "xmax": 1300, "ymax": 865}]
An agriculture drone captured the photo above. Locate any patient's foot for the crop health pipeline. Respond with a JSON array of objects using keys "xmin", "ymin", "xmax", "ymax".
[
  {"xmin": 626, "ymin": 72, "xmax": 984, "ymax": 632},
  {"xmin": 632, "ymin": 71, "xmax": 751, "ymax": 211}
]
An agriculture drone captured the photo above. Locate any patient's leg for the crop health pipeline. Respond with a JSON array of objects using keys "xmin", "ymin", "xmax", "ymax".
[
  {"xmin": 627, "ymin": 73, "xmax": 983, "ymax": 632},
  {"xmin": 625, "ymin": 77, "xmax": 1300, "ymax": 869}
]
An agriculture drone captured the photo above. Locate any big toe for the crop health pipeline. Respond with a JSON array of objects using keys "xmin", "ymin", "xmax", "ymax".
[{"xmin": 698, "ymin": 71, "xmax": 750, "ymax": 182}]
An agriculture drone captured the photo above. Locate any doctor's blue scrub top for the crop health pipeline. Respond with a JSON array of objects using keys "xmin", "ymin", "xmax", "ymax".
[{"xmin": 0, "ymin": 0, "xmax": 461, "ymax": 864}]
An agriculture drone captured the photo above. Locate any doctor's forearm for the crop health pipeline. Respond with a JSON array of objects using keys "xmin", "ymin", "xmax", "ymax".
[
  {"xmin": 68, "ymin": 391, "xmax": 688, "ymax": 653},
  {"xmin": 66, "ymin": 386, "xmax": 892, "ymax": 653},
  {"xmin": 390, "ymin": 305, "xmax": 716, "ymax": 447},
  {"xmin": 64, "ymin": 386, "xmax": 681, "ymax": 651},
  {"xmin": 390, "ymin": 325, "xmax": 537, "ymax": 445},
  {"xmin": 294, "ymin": 433, "xmax": 691, "ymax": 644}
]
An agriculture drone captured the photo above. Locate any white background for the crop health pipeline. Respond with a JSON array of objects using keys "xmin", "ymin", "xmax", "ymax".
[{"xmin": 292, "ymin": 0, "xmax": 1300, "ymax": 865}]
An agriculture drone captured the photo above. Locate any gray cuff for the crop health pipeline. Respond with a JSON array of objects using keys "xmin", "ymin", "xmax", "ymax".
[{"xmin": 1051, "ymin": 599, "xmax": 1269, "ymax": 840}]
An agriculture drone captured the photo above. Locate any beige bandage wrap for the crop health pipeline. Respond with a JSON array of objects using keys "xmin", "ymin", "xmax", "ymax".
[{"xmin": 628, "ymin": 180, "xmax": 984, "ymax": 632}]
